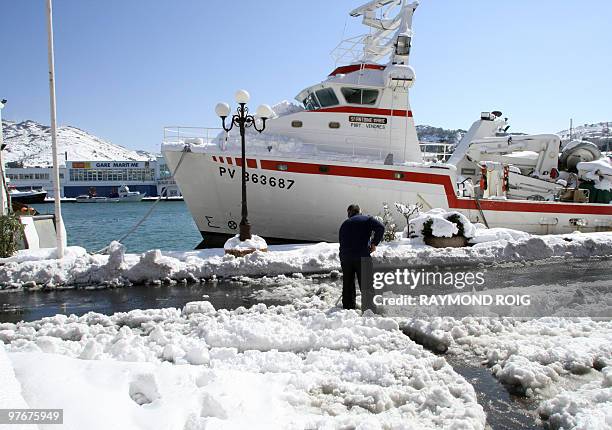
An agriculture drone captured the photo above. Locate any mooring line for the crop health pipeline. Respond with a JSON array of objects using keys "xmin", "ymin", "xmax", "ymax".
[{"xmin": 94, "ymin": 146, "xmax": 191, "ymax": 255}]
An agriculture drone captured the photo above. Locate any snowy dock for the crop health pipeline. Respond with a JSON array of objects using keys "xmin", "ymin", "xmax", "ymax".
[{"xmin": 0, "ymin": 228, "xmax": 611, "ymax": 291}]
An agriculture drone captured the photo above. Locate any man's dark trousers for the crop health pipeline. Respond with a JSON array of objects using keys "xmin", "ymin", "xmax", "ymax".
[{"xmin": 341, "ymin": 257, "xmax": 375, "ymax": 312}]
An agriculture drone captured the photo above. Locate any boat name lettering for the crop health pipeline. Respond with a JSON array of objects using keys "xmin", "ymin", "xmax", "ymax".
[
  {"xmin": 219, "ymin": 167, "xmax": 295, "ymax": 190},
  {"xmin": 348, "ymin": 116, "xmax": 388, "ymax": 125}
]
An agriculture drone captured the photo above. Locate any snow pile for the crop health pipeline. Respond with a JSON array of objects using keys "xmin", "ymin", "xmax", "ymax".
[
  {"xmin": 0, "ymin": 344, "xmax": 35, "ymax": 429},
  {"xmin": 2, "ymin": 119, "xmax": 155, "ymax": 167},
  {"xmin": 224, "ymin": 234, "xmax": 268, "ymax": 252},
  {"xmin": 1, "ymin": 230, "xmax": 611, "ymax": 290},
  {"xmin": 381, "ymin": 231, "xmax": 612, "ymax": 268},
  {"xmin": 577, "ymin": 158, "xmax": 612, "ymax": 191},
  {"xmin": 409, "ymin": 209, "xmax": 477, "ymax": 240},
  {"xmin": 400, "ymin": 315, "xmax": 612, "ymax": 429},
  {"xmin": 539, "ymin": 367, "xmax": 612, "ymax": 430},
  {"xmin": 468, "ymin": 225, "xmax": 530, "ymax": 244},
  {"xmin": 401, "ymin": 316, "xmax": 612, "ymax": 392},
  {"xmin": 0, "ymin": 299, "xmax": 486, "ymax": 429}
]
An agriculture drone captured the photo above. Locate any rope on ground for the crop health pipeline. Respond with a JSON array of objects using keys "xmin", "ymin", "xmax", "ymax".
[{"xmin": 94, "ymin": 146, "xmax": 191, "ymax": 255}]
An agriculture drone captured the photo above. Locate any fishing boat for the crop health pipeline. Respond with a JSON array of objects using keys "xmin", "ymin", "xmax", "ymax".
[
  {"xmin": 115, "ymin": 185, "xmax": 145, "ymax": 202},
  {"xmin": 162, "ymin": 0, "xmax": 612, "ymax": 248}
]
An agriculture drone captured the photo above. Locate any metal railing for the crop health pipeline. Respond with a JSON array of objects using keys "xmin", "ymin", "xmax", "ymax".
[
  {"xmin": 163, "ymin": 127, "xmax": 222, "ymax": 145},
  {"xmin": 419, "ymin": 143, "xmax": 455, "ymax": 162},
  {"xmin": 163, "ymin": 126, "xmax": 456, "ymax": 163}
]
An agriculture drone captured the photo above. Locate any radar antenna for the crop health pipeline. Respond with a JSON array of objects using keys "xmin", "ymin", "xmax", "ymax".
[{"xmin": 331, "ymin": 0, "xmax": 419, "ymax": 66}]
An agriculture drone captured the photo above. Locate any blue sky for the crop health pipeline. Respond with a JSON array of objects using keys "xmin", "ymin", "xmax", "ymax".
[{"xmin": 1, "ymin": 0, "xmax": 611, "ymax": 153}]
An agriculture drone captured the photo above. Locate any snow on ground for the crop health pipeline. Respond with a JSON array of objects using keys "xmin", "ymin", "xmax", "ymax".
[
  {"xmin": 399, "ymin": 311, "xmax": 612, "ymax": 429},
  {"xmin": 539, "ymin": 367, "xmax": 612, "ymax": 430},
  {"xmin": 0, "ymin": 345, "xmax": 38, "ymax": 430},
  {"xmin": 0, "ymin": 296, "xmax": 486, "ymax": 429},
  {"xmin": 247, "ymin": 274, "xmax": 612, "ymax": 429},
  {"xmin": 0, "ymin": 230, "xmax": 610, "ymax": 291}
]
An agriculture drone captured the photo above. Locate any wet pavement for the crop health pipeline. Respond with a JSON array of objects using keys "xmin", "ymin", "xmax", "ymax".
[
  {"xmin": 449, "ymin": 358, "xmax": 544, "ymax": 430},
  {"xmin": 0, "ymin": 281, "xmax": 290, "ymax": 324}
]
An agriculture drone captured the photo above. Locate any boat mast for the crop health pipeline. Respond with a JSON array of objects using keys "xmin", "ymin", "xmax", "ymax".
[
  {"xmin": 46, "ymin": 0, "xmax": 66, "ymax": 258},
  {"xmin": 349, "ymin": 0, "xmax": 419, "ymax": 65}
]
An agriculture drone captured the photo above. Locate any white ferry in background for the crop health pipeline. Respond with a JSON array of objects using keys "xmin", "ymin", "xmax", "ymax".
[{"xmin": 163, "ymin": 0, "xmax": 612, "ymax": 248}]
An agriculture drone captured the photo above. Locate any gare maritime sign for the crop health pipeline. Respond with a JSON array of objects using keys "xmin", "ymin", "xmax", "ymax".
[{"xmin": 70, "ymin": 161, "xmax": 148, "ymax": 169}]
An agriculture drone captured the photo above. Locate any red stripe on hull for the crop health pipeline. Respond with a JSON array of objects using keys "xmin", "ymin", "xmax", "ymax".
[
  {"xmin": 235, "ymin": 158, "xmax": 257, "ymax": 168},
  {"xmin": 257, "ymin": 159, "xmax": 612, "ymax": 216}
]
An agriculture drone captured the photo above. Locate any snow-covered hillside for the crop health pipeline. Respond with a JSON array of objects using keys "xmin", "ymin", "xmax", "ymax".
[
  {"xmin": 1, "ymin": 120, "xmax": 155, "ymax": 167},
  {"xmin": 558, "ymin": 121, "xmax": 612, "ymax": 150},
  {"xmin": 416, "ymin": 125, "xmax": 466, "ymax": 144}
]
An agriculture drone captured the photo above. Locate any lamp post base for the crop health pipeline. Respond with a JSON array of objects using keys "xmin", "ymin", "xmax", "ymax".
[
  {"xmin": 239, "ymin": 223, "xmax": 252, "ymax": 242},
  {"xmin": 223, "ymin": 233, "xmax": 268, "ymax": 257}
]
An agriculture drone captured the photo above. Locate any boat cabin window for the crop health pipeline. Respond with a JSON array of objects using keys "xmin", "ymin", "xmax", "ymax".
[
  {"xmin": 302, "ymin": 93, "xmax": 320, "ymax": 111},
  {"xmin": 341, "ymin": 88, "xmax": 379, "ymax": 105},
  {"xmin": 315, "ymin": 88, "xmax": 339, "ymax": 108}
]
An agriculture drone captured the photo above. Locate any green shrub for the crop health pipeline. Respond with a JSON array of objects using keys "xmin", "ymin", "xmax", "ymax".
[
  {"xmin": 422, "ymin": 218, "xmax": 434, "ymax": 238},
  {"xmin": 0, "ymin": 214, "xmax": 25, "ymax": 258}
]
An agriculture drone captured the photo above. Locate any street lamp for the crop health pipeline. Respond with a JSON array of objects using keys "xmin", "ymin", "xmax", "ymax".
[{"xmin": 216, "ymin": 90, "xmax": 273, "ymax": 241}]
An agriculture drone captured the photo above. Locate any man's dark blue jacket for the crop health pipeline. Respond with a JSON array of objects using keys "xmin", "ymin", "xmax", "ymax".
[{"xmin": 339, "ymin": 214, "xmax": 385, "ymax": 260}]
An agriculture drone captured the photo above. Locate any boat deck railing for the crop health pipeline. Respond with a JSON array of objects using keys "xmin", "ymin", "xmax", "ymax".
[
  {"xmin": 419, "ymin": 143, "xmax": 455, "ymax": 162},
  {"xmin": 163, "ymin": 126, "xmax": 455, "ymax": 163},
  {"xmin": 163, "ymin": 126, "xmax": 223, "ymax": 145}
]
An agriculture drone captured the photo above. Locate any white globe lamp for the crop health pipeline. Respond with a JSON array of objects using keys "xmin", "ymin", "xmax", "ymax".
[
  {"xmin": 235, "ymin": 89, "xmax": 250, "ymax": 105},
  {"xmin": 256, "ymin": 104, "xmax": 274, "ymax": 120},
  {"xmin": 215, "ymin": 102, "xmax": 231, "ymax": 118}
]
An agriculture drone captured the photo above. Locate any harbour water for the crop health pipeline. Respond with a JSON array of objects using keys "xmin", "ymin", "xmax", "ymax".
[{"xmin": 32, "ymin": 201, "xmax": 202, "ymax": 253}]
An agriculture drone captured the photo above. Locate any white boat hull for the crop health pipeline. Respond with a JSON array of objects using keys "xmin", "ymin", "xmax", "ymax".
[
  {"xmin": 76, "ymin": 197, "xmax": 119, "ymax": 203},
  {"xmin": 164, "ymin": 149, "xmax": 612, "ymax": 246},
  {"xmin": 75, "ymin": 195, "xmax": 144, "ymax": 203},
  {"xmin": 117, "ymin": 194, "xmax": 145, "ymax": 202}
]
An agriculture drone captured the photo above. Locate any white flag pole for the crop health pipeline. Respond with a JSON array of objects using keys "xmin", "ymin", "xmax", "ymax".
[
  {"xmin": 0, "ymin": 100, "xmax": 7, "ymax": 216},
  {"xmin": 46, "ymin": 0, "xmax": 65, "ymax": 258}
]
